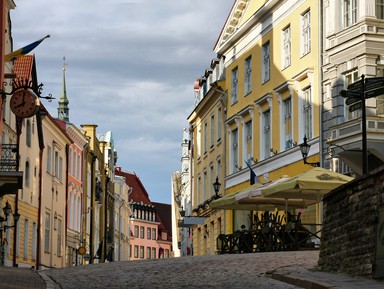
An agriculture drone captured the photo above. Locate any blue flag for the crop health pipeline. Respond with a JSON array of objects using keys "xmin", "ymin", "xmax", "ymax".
[
  {"xmin": 5, "ymin": 35, "xmax": 50, "ymax": 62},
  {"xmin": 244, "ymin": 160, "xmax": 259, "ymax": 185}
]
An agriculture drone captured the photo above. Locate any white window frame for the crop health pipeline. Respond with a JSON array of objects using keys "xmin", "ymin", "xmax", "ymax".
[
  {"xmin": 230, "ymin": 128, "xmax": 239, "ymax": 173},
  {"xmin": 301, "ymin": 10, "xmax": 311, "ymax": 56},
  {"xmin": 282, "ymin": 26, "xmax": 291, "ymax": 69},
  {"xmin": 303, "ymin": 87, "xmax": 313, "ymax": 139},
  {"xmin": 283, "ymin": 98, "xmax": 293, "ymax": 149},
  {"xmin": 344, "ymin": 69, "xmax": 361, "ymax": 120},
  {"xmin": 262, "ymin": 42, "xmax": 270, "ymax": 83},
  {"xmin": 377, "ymin": 0, "xmax": 384, "ymax": 19},
  {"xmin": 243, "ymin": 120, "xmax": 253, "ymax": 164},
  {"xmin": 231, "ymin": 67, "xmax": 238, "ymax": 104},
  {"xmin": 262, "ymin": 110, "xmax": 271, "ymax": 159},
  {"xmin": 244, "ymin": 56, "xmax": 252, "ymax": 95},
  {"xmin": 343, "ymin": 0, "xmax": 357, "ymax": 28}
]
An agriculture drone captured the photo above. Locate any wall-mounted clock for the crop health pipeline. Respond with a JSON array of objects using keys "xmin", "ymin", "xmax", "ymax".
[{"xmin": 10, "ymin": 89, "xmax": 40, "ymax": 118}]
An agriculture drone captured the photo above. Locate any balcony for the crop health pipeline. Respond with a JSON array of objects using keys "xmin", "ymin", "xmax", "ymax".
[
  {"xmin": 327, "ymin": 116, "xmax": 384, "ymax": 174},
  {"xmin": 0, "ymin": 144, "xmax": 23, "ymax": 196}
]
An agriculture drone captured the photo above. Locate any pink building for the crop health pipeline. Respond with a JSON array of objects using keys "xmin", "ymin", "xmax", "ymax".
[{"xmin": 115, "ymin": 168, "xmax": 172, "ymax": 260}]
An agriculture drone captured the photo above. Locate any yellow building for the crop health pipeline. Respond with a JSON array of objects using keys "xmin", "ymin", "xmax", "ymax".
[
  {"xmin": 188, "ymin": 58, "xmax": 227, "ymax": 256},
  {"xmin": 213, "ymin": 0, "xmax": 322, "ymax": 233}
]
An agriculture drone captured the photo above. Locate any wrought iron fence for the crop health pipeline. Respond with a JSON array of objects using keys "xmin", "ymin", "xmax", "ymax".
[{"xmin": 0, "ymin": 144, "xmax": 18, "ymax": 171}]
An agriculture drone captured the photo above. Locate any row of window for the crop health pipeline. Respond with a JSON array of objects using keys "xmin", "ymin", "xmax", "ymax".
[
  {"xmin": 200, "ymin": 107, "xmax": 223, "ymax": 157},
  {"xmin": 196, "ymin": 158, "xmax": 221, "ymax": 205},
  {"xmin": 231, "ymin": 10, "xmax": 311, "ymax": 104},
  {"xmin": 131, "ymin": 245, "xmax": 170, "ymax": 259},
  {"xmin": 46, "ymin": 145, "xmax": 64, "ymax": 181},
  {"xmin": 134, "ymin": 225, "xmax": 157, "ymax": 240},
  {"xmin": 229, "ymin": 86, "xmax": 313, "ymax": 174},
  {"xmin": 68, "ymin": 147, "xmax": 82, "ymax": 180}
]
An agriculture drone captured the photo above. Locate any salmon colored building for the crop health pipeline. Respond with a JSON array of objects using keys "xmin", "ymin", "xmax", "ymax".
[{"xmin": 115, "ymin": 168, "xmax": 172, "ymax": 260}]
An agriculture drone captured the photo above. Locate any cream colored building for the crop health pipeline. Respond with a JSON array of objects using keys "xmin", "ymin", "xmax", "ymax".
[
  {"xmin": 113, "ymin": 175, "xmax": 130, "ymax": 261},
  {"xmin": 39, "ymin": 110, "xmax": 72, "ymax": 269}
]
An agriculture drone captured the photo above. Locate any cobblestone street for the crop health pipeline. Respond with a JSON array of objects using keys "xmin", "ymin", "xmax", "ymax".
[{"xmin": 42, "ymin": 251, "xmax": 318, "ymax": 289}]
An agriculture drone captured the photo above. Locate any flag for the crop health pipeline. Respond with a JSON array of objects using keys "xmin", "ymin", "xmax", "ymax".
[
  {"xmin": 5, "ymin": 35, "xmax": 50, "ymax": 62},
  {"xmin": 244, "ymin": 160, "xmax": 259, "ymax": 185}
]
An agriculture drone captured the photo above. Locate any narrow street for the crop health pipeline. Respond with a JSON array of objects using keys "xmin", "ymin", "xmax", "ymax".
[{"xmin": 41, "ymin": 251, "xmax": 319, "ymax": 289}]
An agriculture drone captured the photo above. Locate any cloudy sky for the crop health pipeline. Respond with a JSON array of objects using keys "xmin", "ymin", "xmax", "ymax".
[{"xmin": 10, "ymin": 1, "xmax": 233, "ymax": 204}]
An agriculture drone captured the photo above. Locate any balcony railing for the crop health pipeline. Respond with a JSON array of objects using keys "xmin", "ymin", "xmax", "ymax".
[{"xmin": 0, "ymin": 144, "xmax": 19, "ymax": 172}]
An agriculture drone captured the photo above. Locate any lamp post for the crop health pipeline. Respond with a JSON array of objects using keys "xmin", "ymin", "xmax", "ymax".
[
  {"xmin": 213, "ymin": 177, "xmax": 221, "ymax": 198},
  {"xmin": 0, "ymin": 201, "xmax": 20, "ymax": 266},
  {"xmin": 299, "ymin": 136, "xmax": 320, "ymax": 167}
]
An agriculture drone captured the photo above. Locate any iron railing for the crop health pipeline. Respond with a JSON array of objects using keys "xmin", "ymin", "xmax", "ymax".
[{"xmin": 0, "ymin": 144, "xmax": 19, "ymax": 171}]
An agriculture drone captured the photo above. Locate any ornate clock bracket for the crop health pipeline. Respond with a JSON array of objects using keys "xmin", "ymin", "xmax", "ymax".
[{"xmin": 1, "ymin": 78, "xmax": 55, "ymax": 102}]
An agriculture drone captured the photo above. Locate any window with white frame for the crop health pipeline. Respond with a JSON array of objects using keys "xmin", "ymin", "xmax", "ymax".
[
  {"xmin": 54, "ymin": 151, "xmax": 59, "ymax": 177},
  {"xmin": 231, "ymin": 128, "xmax": 238, "ymax": 173},
  {"xmin": 377, "ymin": 0, "xmax": 384, "ymax": 19},
  {"xmin": 134, "ymin": 245, "xmax": 138, "ymax": 258},
  {"xmin": 244, "ymin": 56, "xmax": 252, "ymax": 95},
  {"xmin": 301, "ymin": 10, "xmax": 311, "ymax": 56},
  {"xmin": 204, "ymin": 121, "xmax": 208, "ymax": 154},
  {"xmin": 282, "ymin": 26, "xmax": 291, "ymax": 68},
  {"xmin": 263, "ymin": 110, "xmax": 271, "ymax": 159},
  {"xmin": 244, "ymin": 121, "xmax": 252, "ymax": 162},
  {"xmin": 210, "ymin": 164, "xmax": 214, "ymax": 196},
  {"xmin": 24, "ymin": 219, "xmax": 29, "ymax": 259},
  {"xmin": 343, "ymin": 0, "xmax": 357, "ymax": 28},
  {"xmin": 303, "ymin": 87, "xmax": 313, "ymax": 139},
  {"xmin": 152, "ymin": 228, "xmax": 157, "ymax": 240},
  {"xmin": 344, "ymin": 69, "xmax": 361, "ymax": 120},
  {"xmin": 44, "ymin": 212, "xmax": 50, "ymax": 252},
  {"xmin": 262, "ymin": 42, "xmax": 270, "ymax": 83},
  {"xmin": 283, "ymin": 98, "xmax": 293, "ymax": 149},
  {"xmin": 217, "ymin": 107, "xmax": 222, "ymax": 141},
  {"xmin": 231, "ymin": 67, "xmax": 238, "ymax": 104},
  {"xmin": 46, "ymin": 146, "xmax": 51, "ymax": 174},
  {"xmin": 57, "ymin": 218, "xmax": 62, "ymax": 256},
  {"xmin": 216, "ymin": 159, "xmax": 221, "ymax": 183}
]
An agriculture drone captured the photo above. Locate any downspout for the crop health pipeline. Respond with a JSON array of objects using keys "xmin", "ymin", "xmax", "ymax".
[
  {"xmin": 13, "ymin": 118, "xmax": 22, "ymax": 267},
  {"xmin": 36, "ymin": 109, "xmax": 45, "ymax": 270},
  {"xmin": 65, "ymin": 144, "xmax": 69, "ymax": 267},
  {"xmin": 318, "ymin": 0, "xmax": 324, "ymax": 225},
  {"xmin": 90, "ymin": 153, "xmax": 95, "ymax": 264}
]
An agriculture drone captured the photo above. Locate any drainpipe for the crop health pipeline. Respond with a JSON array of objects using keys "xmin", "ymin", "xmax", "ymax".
[
  {"xmin": 13, "ymin": 118, "xmax": 22, "ymax": 267},
  {"xmin": 65, "ymin": 144, "xmax": 69, "ymax": 267},
  {"xmin": 90, "ymin": 153, "xmax": 95, "ymax": 264},
  {"xmin": 36, "ymin": 109, "xmax": 45, "ymax": 270}
]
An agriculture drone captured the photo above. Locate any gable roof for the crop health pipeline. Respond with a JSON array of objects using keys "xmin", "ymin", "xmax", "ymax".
[{"xmin": 115, "ymin": 167, "xmax": 152, "ymax": 205}]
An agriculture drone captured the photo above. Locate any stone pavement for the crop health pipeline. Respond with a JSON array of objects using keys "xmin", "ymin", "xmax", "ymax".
[{"xmin": 1, "ymin": 250, "xmax": 384, "ymax": 288}]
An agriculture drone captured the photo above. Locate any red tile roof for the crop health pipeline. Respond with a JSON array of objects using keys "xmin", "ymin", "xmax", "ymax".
[
  {"xmin": 115, "ymin": 167, "xmax": 152, "ymax": 205},
  {"xmin": 13, "ymin": 54, "xmax": 34, "ymax": 80}
]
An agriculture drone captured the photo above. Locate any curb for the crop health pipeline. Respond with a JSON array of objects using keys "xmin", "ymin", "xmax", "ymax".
[
  {"xmin": 38, "ymin": 271, "xmax": 60, "ymax": 289},
  {"xmin": 272, "ymin": 272, "xmax": 333, "ymax": 289}
]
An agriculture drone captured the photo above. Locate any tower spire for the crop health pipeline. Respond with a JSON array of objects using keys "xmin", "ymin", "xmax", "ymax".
[{"xmin": 58, "ymin": 56, "xmax": 69, "ymax": 122}]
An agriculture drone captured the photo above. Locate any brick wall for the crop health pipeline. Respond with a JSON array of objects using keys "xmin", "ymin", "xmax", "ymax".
[{"xmin": 318, "ymin": 166, "xmax": 384, "ymax": 276}]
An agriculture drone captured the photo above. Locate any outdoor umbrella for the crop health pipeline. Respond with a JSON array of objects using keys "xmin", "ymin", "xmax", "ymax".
[
  {"xmin": 261, "ymin": 167, "xmax": 354, "ymax": 201},
  {"xmin": 210, "ymin": 181, "xmax": 314, "ymax": 211}
]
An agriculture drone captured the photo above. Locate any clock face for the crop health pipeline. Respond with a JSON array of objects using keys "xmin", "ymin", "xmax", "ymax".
[{"xmin": 10, "ymin": 89, "xmax": 40, "ymax": 118}]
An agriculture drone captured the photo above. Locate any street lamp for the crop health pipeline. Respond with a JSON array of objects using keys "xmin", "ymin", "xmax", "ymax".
[
  {"xmin": 213, "ymin": 177, "xmax": 221, "ymax": 198},
  {"xmin": 0, "ymin": 201, "xmax": 20, "ymax": 266},
  {"xmin": 299, "ymin": 136, "xmax": 320, "ymax": 167}
]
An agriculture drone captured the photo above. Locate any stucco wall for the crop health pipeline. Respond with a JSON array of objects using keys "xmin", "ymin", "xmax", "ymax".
[{"xmin": 318, "ymin": 166, "xmax": 384, "ymax": 276}]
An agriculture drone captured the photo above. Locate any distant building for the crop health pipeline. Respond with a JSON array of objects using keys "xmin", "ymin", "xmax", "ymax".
[{"xmin": 115, "ymin": 167, "xmax": 172, "ymax": 260}]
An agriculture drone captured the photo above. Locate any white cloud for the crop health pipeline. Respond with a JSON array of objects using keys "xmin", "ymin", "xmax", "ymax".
[{"xmin": 10, "ymin": 0, "xmax": 233, "ymax": 203}]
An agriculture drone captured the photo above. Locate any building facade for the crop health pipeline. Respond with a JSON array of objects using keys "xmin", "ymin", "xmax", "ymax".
[{"xmin": 322, "ymin": 0, "xmax": 384, "ymax": 175}]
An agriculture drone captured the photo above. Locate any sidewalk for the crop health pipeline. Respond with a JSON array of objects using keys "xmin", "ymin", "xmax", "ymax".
[
  {"xmin": 270, "ymin": 265, "xmax": 384, "ymax": 289},
  {"xmin": 0, "ymin": 266, "xmax": 45, "ymax": 289}
]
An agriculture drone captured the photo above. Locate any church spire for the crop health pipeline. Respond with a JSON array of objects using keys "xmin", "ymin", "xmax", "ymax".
[{"xmin": 58, "ymin": 56, "xmax": 69, "ymax": 122}]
